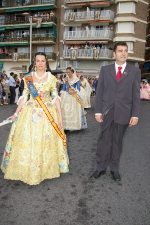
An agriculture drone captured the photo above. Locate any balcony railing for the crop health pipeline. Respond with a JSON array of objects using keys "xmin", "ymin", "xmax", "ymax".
[
  {"xmin": 0, "ymin": 52, "xmax": 56, "ymax": 60},
  {"xmin": 0, "ymin": 16, "xmax": 57, "ymax": 25},
  {"xmin": 64, "ymin": 10, "xmax": 114, "ymax": 22},
  {"xmin": 1, "ymin": 0, "xmax": 57, "ymax": 7},
  {"xmin": 32, "ymin": 34, "xmax": 56, "ymax": 42},
  {"xmin": 63, "ymin": 49, "xmax": 113, "ymax": 59},
  {"xmin": 63, "ymin": 30, "xmax": 114, "ymax": 40},
  {"xmin": 65, "ymin": 0, "xmax": 104, "ymax": 3},
  {"xmin": 0, "ymin": 34, "xmax": 56, "ymax": 43}
]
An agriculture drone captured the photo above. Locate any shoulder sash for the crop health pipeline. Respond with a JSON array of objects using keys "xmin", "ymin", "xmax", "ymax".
[{"xmin": 25, "ymin": 73, "xmax": 66, "ymax": 146}]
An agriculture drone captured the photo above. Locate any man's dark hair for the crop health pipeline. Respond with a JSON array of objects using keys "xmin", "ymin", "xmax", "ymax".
[
  {"xmin": 113, "ymin": 42, "xmax": 128, "ymax": 52},
  {"xmin": 10, "ymin": 72, "xmax": 14, "ymax": 76}
]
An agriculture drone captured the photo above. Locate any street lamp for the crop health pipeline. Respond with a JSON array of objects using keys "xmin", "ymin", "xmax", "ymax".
[
  {"xmin": 56, "ymin": 51, "xmax": 59, "ymax": 69},
  {"xmin": 22, "ymin": 12, "xmax": 33, "ymax": 65}
]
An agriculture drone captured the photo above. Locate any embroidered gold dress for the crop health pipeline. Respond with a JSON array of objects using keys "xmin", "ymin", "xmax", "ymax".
[{"xmin": 1, "ymin": 72, "xmax": 69, "ymax": 185}]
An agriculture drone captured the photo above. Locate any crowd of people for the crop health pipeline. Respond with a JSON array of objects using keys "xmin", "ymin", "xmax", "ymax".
[
  {"xmin": 34, "ymin": 11, "xmax": 55, "ymax": 21},
  {"xmin": 0, "ymin": 71, "xmax": 24, "ymax": 105},
  {"xmin": 0, "ymin": 69, "xmax": 98, "ymax": 107},
  {"xmin": 65, "ymin": 44, "xmax": 108, "ymax": 52}
]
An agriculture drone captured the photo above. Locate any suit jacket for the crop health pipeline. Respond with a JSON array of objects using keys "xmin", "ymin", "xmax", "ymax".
[{"xmin": 95, "ymin": 63, "xmax": 141, "ymax": 125}]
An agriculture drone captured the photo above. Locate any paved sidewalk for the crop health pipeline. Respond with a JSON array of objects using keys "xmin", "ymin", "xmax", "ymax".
[{"xmin": 0, "ymin": 99, "xmax": 150, "ymax": 225}]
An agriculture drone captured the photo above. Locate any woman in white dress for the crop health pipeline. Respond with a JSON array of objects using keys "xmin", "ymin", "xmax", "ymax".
[
  {"xmin": 80, "ymin": 75, "xmax": 92, "ymax": 108},
  {"xmin": 60, "ymin": 67, "xmax": 87, "ymax": 130}
]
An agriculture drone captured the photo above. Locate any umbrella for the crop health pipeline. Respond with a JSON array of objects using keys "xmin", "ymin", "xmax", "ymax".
[{"xmin": 51, "ymin": 69, "xmax": 64, "ymax": 75}]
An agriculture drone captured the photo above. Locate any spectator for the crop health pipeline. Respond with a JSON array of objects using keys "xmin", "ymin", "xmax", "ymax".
[
  {"xmin": 1, "ymin": 75, "xmax": 9, "ymax": 104},
  {"xmin": 0, "ymin": 77, "xmax": 3, "ymax": 105},
  {"xmin": 9, "ymin": 72, "xmax": 16, "ymax": 104},
  {"xmin": 14, "ymin": 74, "xmax": 20, "ymax": 104},
  {"xmin": 1, "ymin": 70, "xmax": 7, "ymax": 79},
  {"xmin": 46, "ymin": 12, "xmax": 50, "ymax": 21},
  {"xmin": 19, "ymin": 74, "xmax": 24, "ymax": 96}
]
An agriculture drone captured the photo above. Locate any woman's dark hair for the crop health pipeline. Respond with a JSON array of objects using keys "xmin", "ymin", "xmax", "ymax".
[
  {"xmin": 66, "ymin": 66, "xmax": 74, "ymax": 74},
  {"xmin": 113, "ymin": 42, "xmax": 128, "ymax": 52},
  {"xmin": 28, "ymin": 52, "xmax": 51, "ymax": 73}
]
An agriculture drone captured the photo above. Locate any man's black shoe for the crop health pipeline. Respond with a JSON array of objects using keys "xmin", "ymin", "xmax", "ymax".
[
  {"xmin": 110, "ymin": 171, "xmax": 121, "ymax": 181},
  {"xmin": 90, "ymin": 170, "xmax": 106, "ymax": 179}
]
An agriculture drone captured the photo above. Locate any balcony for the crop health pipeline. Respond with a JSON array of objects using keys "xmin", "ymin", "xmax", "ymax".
[
  {"xmin": 0, "ymin": 16, "xmax": 57, "ymax": 26},
  {"xmin": 32, "ymin": 34, "xmax": 56, "ymax": 43},
  {"xmin": 65, "ymin": 0, "xmax": 110, "ymax": 7},
  {"xmin": 0, "ymin": 0, "xmax": 57, "ymax": 7},
  {"xmin": 63, "ymin": 30, "xmax": 114, "ymax": 41},
  {"xmin": 63, "ymin": 48, "xmax": 113, "ymax": 60},
  {"xmin": 146, "ymin": 28, "xmax": 150, "ymax": 37},
  {"xmin": 0, "ymin": 34, "xmax": 56, "ymax": 45},
  {"xmin": 0, "ymin": 52, "xmax": 56, "ymax": 61},
  {"xmin": 64, "ymin": 10, "xmax": 114, "ymax": 23}
]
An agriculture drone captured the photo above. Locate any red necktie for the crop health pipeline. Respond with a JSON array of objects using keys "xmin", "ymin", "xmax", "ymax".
[{"xmin": 117, "ymin": 66, "xmax": 122, "ymax": 82}]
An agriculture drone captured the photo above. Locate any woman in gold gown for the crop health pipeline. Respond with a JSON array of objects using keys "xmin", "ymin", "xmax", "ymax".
[{"xmin": 1, "ymin": 52, "xmax": 69, "ymax": 185}]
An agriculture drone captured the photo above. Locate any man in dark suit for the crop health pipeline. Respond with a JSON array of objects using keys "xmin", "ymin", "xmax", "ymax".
[{"xmin": 91, "ymin": 42, "xmax": 141, "ymax": 181}]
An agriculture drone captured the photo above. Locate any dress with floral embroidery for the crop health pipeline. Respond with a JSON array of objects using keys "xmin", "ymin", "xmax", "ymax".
[
  {"xmin": 60, "ymin": 77, "xmax": 87, "ymax": 130},
  {"xmin": 1, "ymin": 72, "xmax": 69, "ymax": 185}
]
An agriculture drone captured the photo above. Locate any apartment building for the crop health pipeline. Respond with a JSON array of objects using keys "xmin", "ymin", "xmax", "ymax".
[
  {"xmin": 141, "ymin": 0, "xmax": 150, "ymax": 79},
  {"xmin": 60, "ymin": 0, "xmax": 148, "ymax": 76},
  {"xmin": 0, "ymin": 0, "xmax": 59, "ymax": 75}
]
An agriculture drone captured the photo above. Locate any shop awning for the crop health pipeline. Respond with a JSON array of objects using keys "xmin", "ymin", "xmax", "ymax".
[
  {"xmin": 0, "ymin": 27, "xmax": 5, "ymax": 31},
  {"xmin": 5, "ymin": 7, "xmax": 29, "ymax": 13},
  {"xmin": 87, "ymin": 40, "xmax": 108, "ymax": 44},
  {"xmin": 68, "ymin": 3, "xmax": 86, "ymax": 7},
  {"xmin": 5, "ymin": 25, "xmax": 29, "ymax": 29},
  {"xmin": 65, "ymin": 41, "xmax": 86, "ymax": 45},
  {"xmin": 52, "ymin": 24, "xmax": 57, "ymax": 37},
  {"xmin": 90, "ymin": 1, "xmax": 110, "ymax": 7},
  {"xmin": 0, "ymin": 43, "xmax": 28, "ymax": 46},
  {"xmin": 30, "ymin": 5, "xmax": 55, "ymax": 11},
  {"xmin": 143, "ymin": 62, "xmax": 150, "ymax": 70}
]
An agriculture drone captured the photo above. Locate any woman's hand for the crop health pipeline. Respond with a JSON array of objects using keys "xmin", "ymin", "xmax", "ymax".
[
  {"xmin": 7, "ymin": 114, "xmax": 17, "ymax": 121},
  {"xmin": 58, "ymin": 117, "xmax": 63, "ymax": 130}
]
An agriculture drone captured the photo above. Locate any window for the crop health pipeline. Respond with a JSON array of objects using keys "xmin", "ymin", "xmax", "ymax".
[
  {"xmin": 116, "ymin": 22, "xmax": 134, "ymax": 33},
  {"xmin": 37, "ymin": 29, "xmax": 53, "ymax": 35},
  {"xmin": 117, "ymin": 2, "xmax": 135, "ymax": 13},
  {"xmin": 73, "ymin": 61, "xmax": 79, "ymax": 69},
  {"xmin": 0, "ymin": 15, "xmax": 5, "ymax": 25},
  {"xmin": 127, "ymin": 42, "xmax": 134, "ymax": 53},
  {"xmin": 17, "ymin": 47, "xmax": 29, "ymax": 53},
  {"xmin": 63, "ymin": 60, "xmax": 71, "ymax": 68},
  {"xmin": 99, "ymin": 61, "xmax": 108, "ymax": 69},
  {"xmin": 22, "ymin": 65, "xmax": 27, "ymax": 71},
  {"xmin": 37, "ymin": 46, "xmax": 54, "ymax": 53}
]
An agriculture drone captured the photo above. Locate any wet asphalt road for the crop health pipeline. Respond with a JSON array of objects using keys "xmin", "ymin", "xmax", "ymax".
[{"xmin": 0, "ymin": 98, "xmax": 150, "ymax": 225}]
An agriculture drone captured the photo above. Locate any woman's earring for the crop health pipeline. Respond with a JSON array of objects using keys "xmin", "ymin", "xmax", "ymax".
[
  {"xmin": 45, "ymin": 67, "xmax": 47, "ymax": 72},
  {"xmin": 34, "ymin": 65, "xmax": 37, "ymax": 72}
]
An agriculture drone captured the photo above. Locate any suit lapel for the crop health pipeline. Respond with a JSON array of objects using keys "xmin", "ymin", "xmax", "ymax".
[
  {"xmin": 110, "ymin": 64, "xmax": 117, "ymax": 82},
  {"xmin": 120, "ymin": 64, "xmax": 130, "ymax": 82}
]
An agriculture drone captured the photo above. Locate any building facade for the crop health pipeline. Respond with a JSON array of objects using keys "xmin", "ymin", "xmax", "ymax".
[
  {"xmin": 60, "ymin": 0, "xmax": 148, "ymax": 76},
  {"xmin": 141, "ymin": 0, "xmax": 150, "ymax": 79},
  {"xmin": 0, "ymin": 0, "xmax": 59, "ymax": 75}
]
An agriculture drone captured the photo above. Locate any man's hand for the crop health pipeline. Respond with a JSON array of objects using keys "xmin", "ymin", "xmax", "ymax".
[
  {"xmin": 129, "ymin": 117, "xmax": 138, "ymax": 127},
  {"xmin": 95, "ymin": 114, "xmax": 103, "ymax": 123}
]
